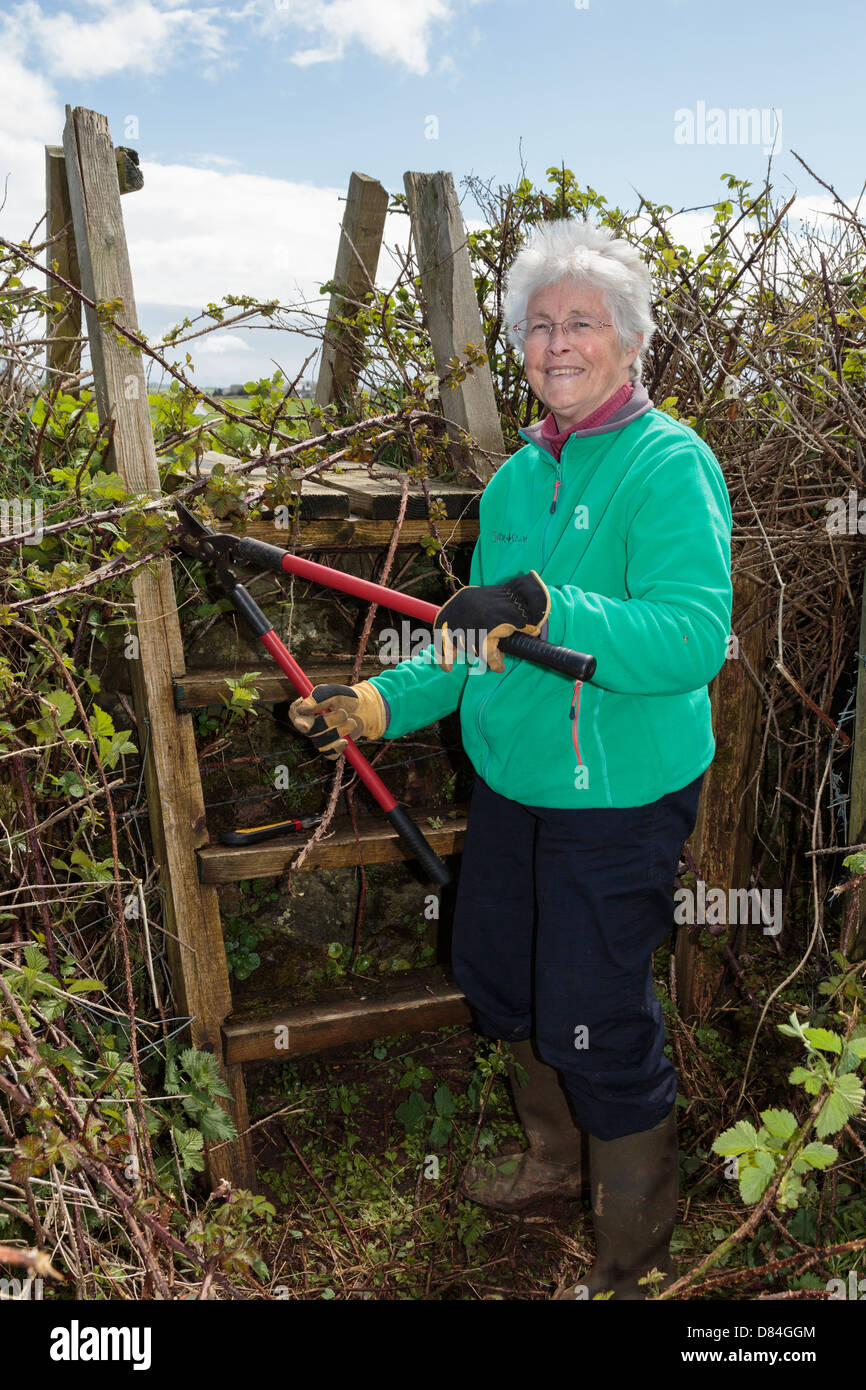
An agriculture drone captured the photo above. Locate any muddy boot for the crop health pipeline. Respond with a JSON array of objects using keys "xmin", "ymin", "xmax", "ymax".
[
  {"xmin": 554, "ymin": 1107, "xmax": 679, "ymax": 1300},
  {"xmin": 462, "ymin": 1040, "xmax": 584, "ymax": 1213}
]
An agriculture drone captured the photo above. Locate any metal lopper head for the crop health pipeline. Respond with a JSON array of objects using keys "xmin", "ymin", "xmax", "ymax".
[{"xmin": 172, "ymin": 500, "xmax": 240, "ymax": 584}]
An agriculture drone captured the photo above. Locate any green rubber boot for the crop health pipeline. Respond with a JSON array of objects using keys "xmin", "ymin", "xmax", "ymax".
[
  {"xmin": 461, "ymin": 1040, "xmax": 585, "ymax": 1213},
  {"xmin": 554, "ymin": 1107, "xmax": 680, "ymax": 1301}
]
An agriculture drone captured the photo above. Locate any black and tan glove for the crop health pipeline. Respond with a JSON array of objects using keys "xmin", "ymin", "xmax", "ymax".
[
  {"xmin": 433, "ymin": 571, "xmax": 551, "ymax": 673},
  {"xmin": 289, "ymin": 681, "xmax": 388, "ymax": 761}
]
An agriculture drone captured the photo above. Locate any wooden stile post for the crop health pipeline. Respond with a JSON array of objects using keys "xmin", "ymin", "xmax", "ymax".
[
  {"xmin": 675, "ymin": 557, "xmax": 771, "ymax": 1017},
  {"xmin": 61, "ymin": 106, "xmax": 254, "ymax": 1188},
  {"xmin": 45, "ymin": 146, "xmax": 83, "ymax": 391},
  {"xmin": 315, "ymin": 172, "xmax": 389, "ymax": 415},
  {"xmin": 403, "ymin": 170, "xmax": 504, "ymax": 482}
]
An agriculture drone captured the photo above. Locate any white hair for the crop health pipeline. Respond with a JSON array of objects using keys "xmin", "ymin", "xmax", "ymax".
[{"xmin": 503, "ymin": 220, "xmax": 657, "ymax": 381}]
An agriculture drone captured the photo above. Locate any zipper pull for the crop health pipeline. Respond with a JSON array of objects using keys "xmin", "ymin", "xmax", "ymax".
[
  {"xmin": 570, "ymin": 679, "xmax": 581, "ymax": 718},
  {"xmin": 550, "ymin": 477, "xmax": 561, "ymax": 514}
]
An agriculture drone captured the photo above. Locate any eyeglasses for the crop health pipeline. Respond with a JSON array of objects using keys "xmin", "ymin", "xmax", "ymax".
[{"xmin": 513, "ymin": 314, "xmax": 613, "ymax": 344}]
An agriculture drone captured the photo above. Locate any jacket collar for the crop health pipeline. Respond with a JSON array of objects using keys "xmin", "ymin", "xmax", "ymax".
[{"xmin": 518, "ymin": 381, "xmax": 654, "ymax": 462}]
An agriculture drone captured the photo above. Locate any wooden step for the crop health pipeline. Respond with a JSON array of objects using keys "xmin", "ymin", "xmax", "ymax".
[
  {"xmin": 201, "ymin": 449, "xmax": 479, "ymax": 524},
  {"xmin": 222, "ymin": 968, "xmax": 471, "ymax": 1063},
  {"xmin": 198, "ymin": 810, "xmax": 467, "ymax": 883},
  {"xmin": 214, "ymin": 514, "xmax": 479, "ymax": 548},
  {"xmin": 174, "ymin": 658, "xmax": 381, "ymax": 709},
  {"xmin": 316, "ymin": 465, "xmax": 480, "ymax": 520},
  {"xmin": 200, "ymin": 450, "xmax": 350, "ymax": 519}
]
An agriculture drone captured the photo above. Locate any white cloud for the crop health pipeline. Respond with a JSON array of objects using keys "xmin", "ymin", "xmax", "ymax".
[
  {"xmin": 121, "ymin": 163, "xmax": 344, "ymax": 307},
  {"xmin": 262, "ymin": 0, "xmax": 454, "ymax": 76},
  {"xmin": 194, "ymin": 334, "xmax": 253, "ymax": 355},
  {"xmin": 2, "ymin": 0, "xmax": 226, "ymax": 81}
]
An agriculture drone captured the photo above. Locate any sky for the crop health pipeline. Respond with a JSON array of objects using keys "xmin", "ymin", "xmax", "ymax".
[{"xmin": 0, "ymin": 0, "xmax": 862, "ymax": 388}]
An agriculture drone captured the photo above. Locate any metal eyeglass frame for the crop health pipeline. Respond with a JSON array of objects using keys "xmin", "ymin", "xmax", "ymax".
[{"xmin": 512, "ymin": 315, "xmax": 613, "ymax": 344}]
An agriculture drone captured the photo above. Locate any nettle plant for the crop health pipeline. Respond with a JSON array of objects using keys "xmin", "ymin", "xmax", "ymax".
[{"xmin": 713, "ymin": 1013, "xmax": 866, "ymax": 1208}]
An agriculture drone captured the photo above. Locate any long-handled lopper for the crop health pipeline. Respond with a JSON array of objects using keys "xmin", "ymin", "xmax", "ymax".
[
  {"xmin": 173, "ymin": 502, "xmax": 456, "ymax": 885},
  {"xmin": 174, "ymin": 513, "xmax": 597, "ymax": 683}
]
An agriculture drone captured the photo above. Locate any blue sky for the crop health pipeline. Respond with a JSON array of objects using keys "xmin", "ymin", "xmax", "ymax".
[{"xmin": 1, "ymin": 0, "xmax": 861, "ymax": 386}]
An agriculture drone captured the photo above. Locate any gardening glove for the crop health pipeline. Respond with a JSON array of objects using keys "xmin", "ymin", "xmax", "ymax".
[
  {"xmin": 433, "ymin": 571, "xmax": 551, "ymax": 673},
  {"xmin": 289, "ymin": 681, "xmax": 387, "ymax": 761}
]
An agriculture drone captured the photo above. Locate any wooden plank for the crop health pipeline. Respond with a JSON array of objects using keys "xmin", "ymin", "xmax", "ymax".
[
  {"xmin": 62, "ymin": 106, "xmax": 254, "ymax": 1189},
  {"xmin": 316, "ymin": 467, "xmax": 480, "ymax": 520},
  {"xmin": 212, "ymin": 514, "xmax": 480, "ymax": 548},
  {"xmin": 45, "ymin": 147, "xmax": 82, "ymax": 391},
  {"xmin": 675, "ymin": 555, "xmax": 773, "ymax": 1017},
  {"xmin": 404, "ymin": 170, "xmax": 505, "ymax": 481},
  {"xmin": 198, "ymin": 812, "xmax": 467, "ymax": 884},
  {"xmin": 174, "ymin": 659, "xmax": 381, "ymax": 709},
  {"xmin": 315, "ymin": 172, "xmax": 389, "ymax": 414},
  {"xmin": 198, "ymin": 450, "xmax": 349, "ymax": 519},
  {"xmin": 223, "ymin": 970, "xmax": 472, "ymax": 1065}
]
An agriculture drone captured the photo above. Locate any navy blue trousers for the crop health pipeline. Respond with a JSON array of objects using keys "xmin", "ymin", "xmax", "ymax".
[{"xmin": 451, "ymin": 774, "xmax": 703, "ymax": 1141}]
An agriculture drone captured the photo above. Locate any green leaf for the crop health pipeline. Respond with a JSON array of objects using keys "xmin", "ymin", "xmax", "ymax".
[
  {"xmin": 800, "ymin": 1142, "xmax": 837, "ymax": 1170},
  {"xmin": 740, "ymin": 1162, "xmax": 773, "ymax": 1203},
  {"xmin": 713, "ymin": 1120, "xmax": 758, "ymax": 1156},
  {"xmin": 815, "ymin": 1074, "xmax": 865, "ymax": 1137},
  {"xmin": 760, "ymin": 1109, "xmax": 797, "ymax": 1141},
  {"xmin": 197, "ymin": 1105, "xmax": 237, "ymax": 1142},
  {"xmin": 433, "ymin": 1084, "xmax": 455, "ymax": 1118},
  {"xmin": 42, "ymin": 689, "xmax": 76, "ymax": 727},
  {"xmin": 395, "ymin": 1091, "xmax": 428, "ymax": 1136},
  {"xmin": 789, "ymin": 1066, "xmax": 822, "ymax": 1094},
  {"xmin": 429, "ymin": 1115, "xmax": 452, "ymax": 1148},
  {"xmin": 803, "ymin": 1027, "xmax": 842, "ymax": 1053}
]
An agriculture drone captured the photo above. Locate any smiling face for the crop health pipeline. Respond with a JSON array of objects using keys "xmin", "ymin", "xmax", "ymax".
[{"xmin": 522, "ymin": 281, "xmax": 641, "ymax": 431}]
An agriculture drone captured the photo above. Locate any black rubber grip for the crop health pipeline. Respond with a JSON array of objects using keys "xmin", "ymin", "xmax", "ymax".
[
  {"xmin": 499, "ymin": 632, "xmax": 596, "ymax": 681},
  {"xmin": 227, "ymin": 583, "xmax": 272, "ymax": 637},
  {"xmin": 235, "ymin": 536, "xmax": 289, "ymax": 574},
  {"xmin": 384, "ymin": 804, "xmax": 452, "ymax": 886}
]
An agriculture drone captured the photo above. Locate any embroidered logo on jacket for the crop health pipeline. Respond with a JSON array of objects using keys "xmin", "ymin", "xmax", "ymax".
[{"xmin": 491, "ymin": 529, "xmax": 528, "ymax": 543}]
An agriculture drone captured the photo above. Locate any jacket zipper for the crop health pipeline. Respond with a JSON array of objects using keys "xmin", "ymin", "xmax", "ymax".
[
  {"xmin": 570, "ymin": 679, "xmax": 583, "ymax": 765},
  {"xmin": 475, "ymin": 450, "xmax": 567, "ymax": 780},
  {"xmin": 541, "ymin": 458, "xmax": 563, "ymax": 566}
]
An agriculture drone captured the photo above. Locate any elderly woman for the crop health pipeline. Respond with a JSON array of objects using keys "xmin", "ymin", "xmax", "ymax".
[{"xmin": 290, "ymin": 220, "xmax": 733, "ymax": 1300}]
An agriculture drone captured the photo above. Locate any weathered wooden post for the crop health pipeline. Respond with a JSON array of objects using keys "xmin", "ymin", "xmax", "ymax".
[
  {"xmin": 403, "ymin": 170, "xmax": 505, "ymax": 482},
  {"xmin": 61, "ymin": 105, "xmax": 254, "ymax": 1189},
  {"xmin": 45, "ymin": 144, "xmax": 142, "ymax": 392},
  {"xmin": 675, "ymin": 554, "xmax": 771, "ymax": 1017},
  {"xmin": 315, "ymin": 172, "xmax": 389, "ymax": 416},
  {"xmin": 45, "ymin": 146, "xmax": 83, "ymax": 391}
]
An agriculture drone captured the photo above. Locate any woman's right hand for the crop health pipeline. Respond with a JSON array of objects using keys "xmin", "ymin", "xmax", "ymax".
[{"xmin": 289, "ymin": 680, "xmax": 387, "ymax": 760}]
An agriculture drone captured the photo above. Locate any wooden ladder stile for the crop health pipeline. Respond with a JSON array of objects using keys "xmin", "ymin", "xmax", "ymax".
[
  {"xmin": 61, "ymin": 105, "xmax": 255, "ymax": 1188},
  {"xmin": 53, "ymin": 115, "xmax": 483, "ymax": 1189}
]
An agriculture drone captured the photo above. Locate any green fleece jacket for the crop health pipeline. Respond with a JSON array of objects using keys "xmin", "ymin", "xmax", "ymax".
[{"xmin": 369, "ymin": 405, "xmax": 733, "ymax": 808}]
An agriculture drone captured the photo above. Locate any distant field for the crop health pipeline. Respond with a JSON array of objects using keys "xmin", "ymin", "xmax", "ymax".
[{"xmin": 148, "ymin": 393, "xmax": 312, "ymax": 420}]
